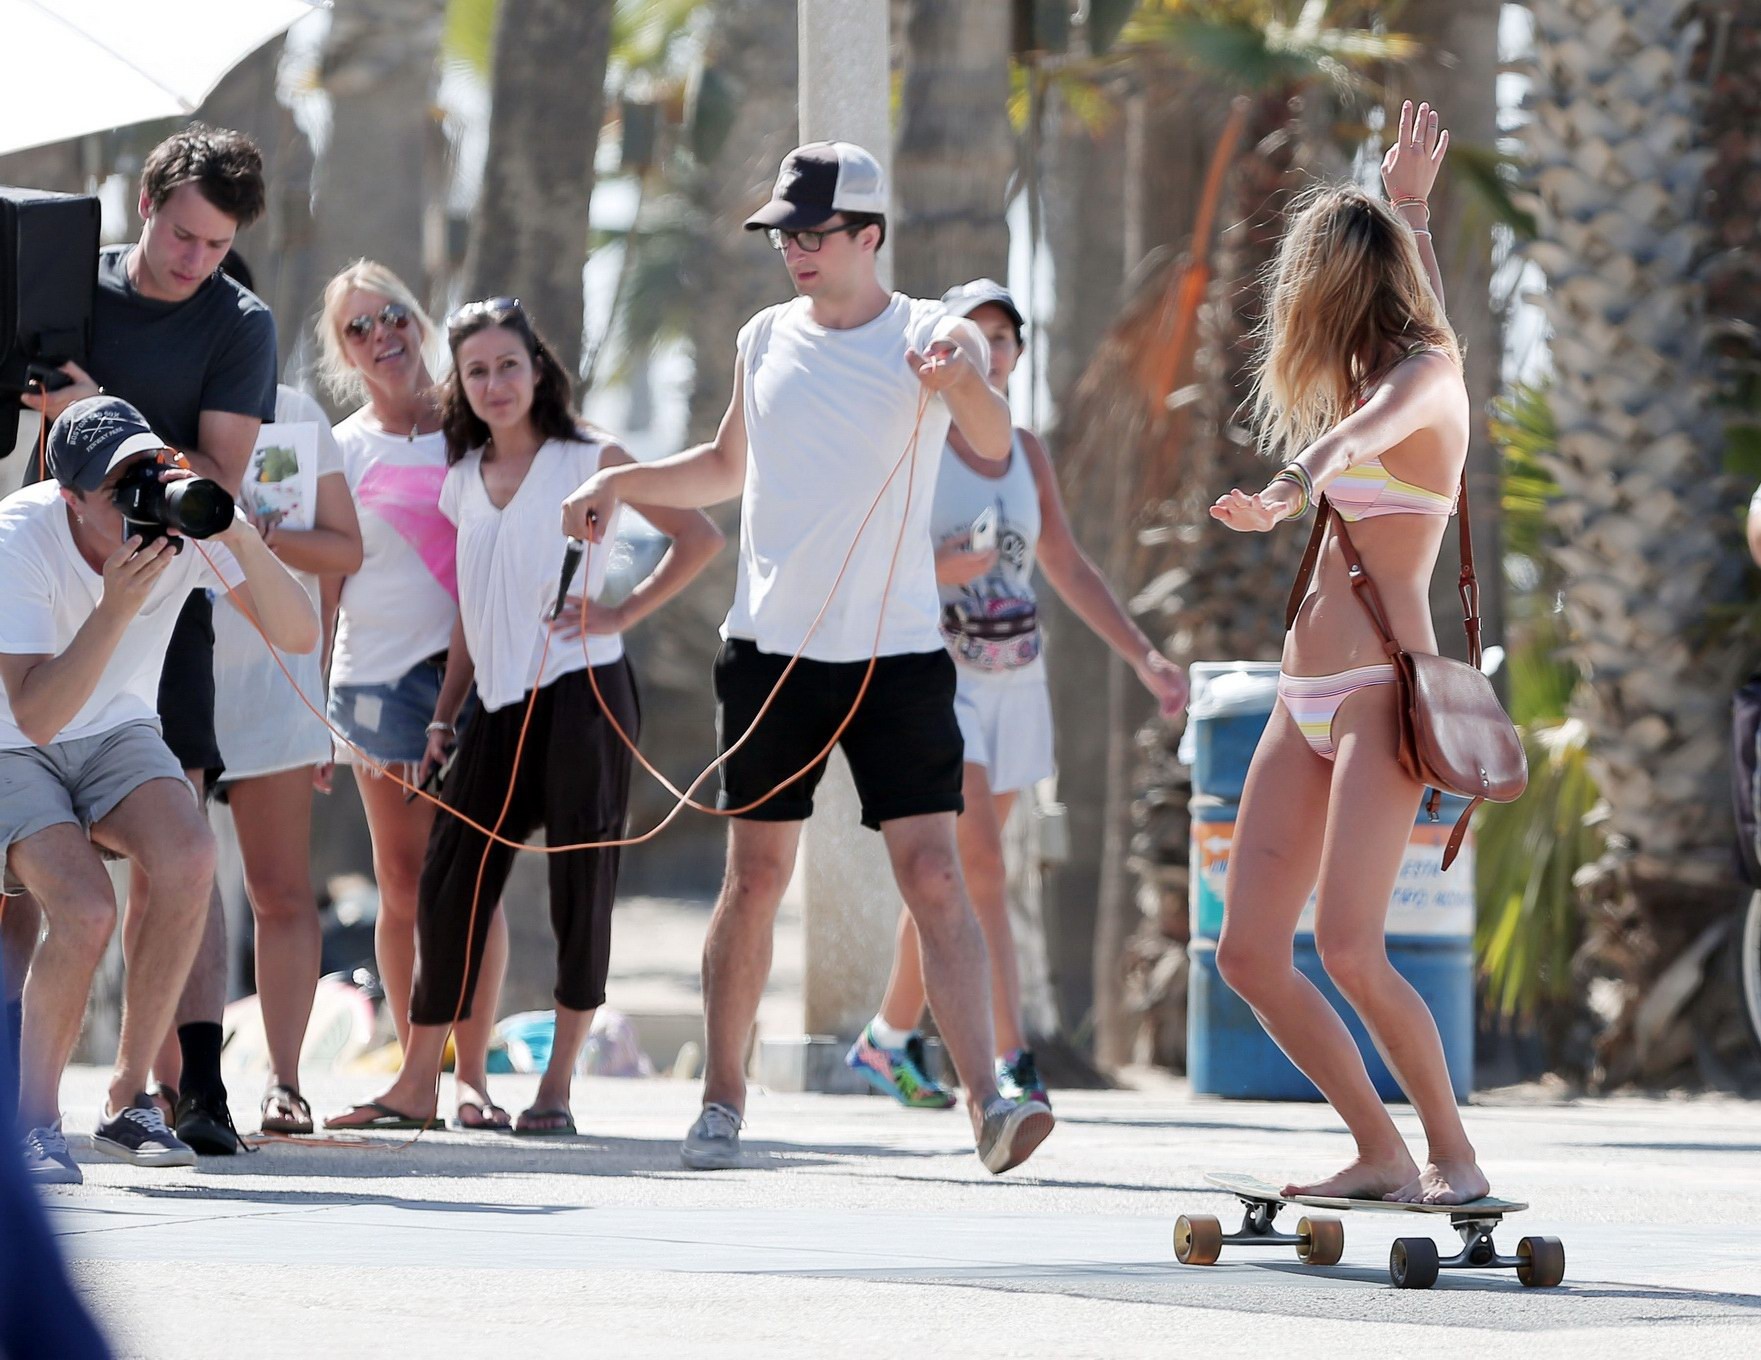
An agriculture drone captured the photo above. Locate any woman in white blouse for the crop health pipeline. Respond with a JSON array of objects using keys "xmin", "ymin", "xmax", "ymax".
[{"xmin": 326, "ymin": 298, "xmax": 721, "ymax": 1136}]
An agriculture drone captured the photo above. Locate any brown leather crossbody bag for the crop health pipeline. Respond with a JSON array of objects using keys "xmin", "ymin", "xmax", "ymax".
[{"xmin": 1283, "ymin": 474, "xmax": 1527, "ymax": 868}]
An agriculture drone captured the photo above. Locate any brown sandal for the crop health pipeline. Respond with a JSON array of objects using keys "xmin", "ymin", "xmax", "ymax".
[{"xmin": 260, "ymin": 1084, "xmax": 314, "ymax": 1135}]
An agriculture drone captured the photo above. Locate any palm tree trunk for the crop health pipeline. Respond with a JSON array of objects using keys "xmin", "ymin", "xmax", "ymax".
[
  {"xmin": 462, "ymin": 0, "xmax": 616, "ymax": 377},
  {"xmin": 313, "ymin": 0, "xmax": 447, "ymax": 314},
  {"xmin": 891, "ymin": 0, "xmax": 1014, "ymax": 298},
  {"xmin": 1525, "ymin": 0, "xmax": 1750, "ymax": 1084},
  {"xmin": 197, "ymin": 38, "xmax": 317, "ymax": 374}
]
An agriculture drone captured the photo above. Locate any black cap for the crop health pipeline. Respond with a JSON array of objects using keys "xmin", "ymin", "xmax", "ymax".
[
  {"xmin": 940, "ymin": 278, "xmax": 1025, "ymax": 334},
  {"xmin": 744, "ymin": 141, "xmax": 888, "ymax": 232},
  {"xmin": 45, "ymin": 395, "xmax": 165, "ymax": 492}
]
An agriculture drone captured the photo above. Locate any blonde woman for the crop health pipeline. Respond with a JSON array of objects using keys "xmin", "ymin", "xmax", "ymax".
[
  {"xmin": 1208, "ymin": 102, "xmax": 1487, "ymax": 1205},
  {"xmin": 315, "ymin": 262, "xmax": 510, "ymax": 1130}
]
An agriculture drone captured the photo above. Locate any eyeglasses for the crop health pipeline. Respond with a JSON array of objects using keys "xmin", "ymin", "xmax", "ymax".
[
  {"xmin": 766, "ymin": 224, "xmax": 865, "ymax": 254},
  {"xmin": 342, "ymin": 302, "xmax": 413, "ymax": 343},
  {"xmin": 447, "ymin": 296, "xmax": 524, "ymax": 328}
]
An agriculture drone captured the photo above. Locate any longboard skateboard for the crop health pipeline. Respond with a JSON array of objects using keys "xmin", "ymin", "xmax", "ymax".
[{"xmin": 1174, "ymin": 1171, "xmax": 1563, "ymax": 1289}]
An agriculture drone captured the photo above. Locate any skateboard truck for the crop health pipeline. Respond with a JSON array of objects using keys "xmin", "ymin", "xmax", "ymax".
[
  {"xmin": 1388, "ymin": 1215, "xmax": 1565, "ymax": 1290},
  {"xmin": 1175, "ymin": 1189, "xmax": 1344, "ymax": 1269}
]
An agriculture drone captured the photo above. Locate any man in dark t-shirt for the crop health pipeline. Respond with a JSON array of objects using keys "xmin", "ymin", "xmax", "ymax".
[{"xmin": 20, "ymin": 124, "xmax": 276, "ymax": 1156}]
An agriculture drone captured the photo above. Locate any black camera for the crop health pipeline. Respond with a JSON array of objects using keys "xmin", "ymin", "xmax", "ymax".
[{"xmin": 112, "ymin": 459, "xmax": 235, "ymax": 552}]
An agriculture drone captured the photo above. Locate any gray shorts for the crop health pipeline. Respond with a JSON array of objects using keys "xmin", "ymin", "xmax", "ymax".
[{"xmin": 0, "ymin": 721, "xmax": 193, "ymax": 870}]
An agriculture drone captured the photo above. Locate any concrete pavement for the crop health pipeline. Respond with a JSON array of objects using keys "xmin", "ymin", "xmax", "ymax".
[{"xmin": 37, "ymin": 1065, "xmax": 1761, "ymax": 1359}]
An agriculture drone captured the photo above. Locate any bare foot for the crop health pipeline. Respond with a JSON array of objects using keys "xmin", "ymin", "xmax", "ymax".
[
  {"xmin": 1385, "ymin": 1157, "xmax": 1490, "ymax": 1205},
  {"xmin": 1283, "ymin": 1152, "xmax": 1419, "ymax": 1201}
]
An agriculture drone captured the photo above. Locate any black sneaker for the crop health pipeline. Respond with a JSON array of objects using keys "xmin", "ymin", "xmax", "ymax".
[
  {"xmin": 94, "ymin": 1097, "xmax": 197, "ymax": 1167},
  {"xmin": 173, "ymin": 1089, "xmax": 243, "ymax": 1156}
]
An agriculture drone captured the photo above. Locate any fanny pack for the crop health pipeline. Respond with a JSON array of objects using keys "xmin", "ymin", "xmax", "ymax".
[
  {"xmin": 941, "ymin": 602, "xmax": 1039, "ymax": 641},
  {"xmin": 1285, "ymin": 473, "xmax": 1527, "ymax": 869}
]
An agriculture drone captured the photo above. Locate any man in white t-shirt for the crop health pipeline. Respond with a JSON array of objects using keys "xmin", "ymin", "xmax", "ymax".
[
  {"xmin": 0, "ymin": 397, "xmax": 318, "ymax": 1183},
  {"xmin": 563, "ymin": 141, "xmax": 1054, "ymax": 1174}
]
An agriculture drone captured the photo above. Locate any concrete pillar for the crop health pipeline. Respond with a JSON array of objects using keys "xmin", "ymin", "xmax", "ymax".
[
  {"xmin": 798, "ymin": 0, "xmax": 892, "ymax": 287},
  {"xmin": 764, "ymin": 0, "xmax": 900, "ymax": 1086}
]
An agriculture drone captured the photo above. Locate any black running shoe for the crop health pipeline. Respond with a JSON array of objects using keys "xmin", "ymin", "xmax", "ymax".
[
  {"xmin": 173, "ymin": 1089, "xmax": 243, "ymax": 1156},
  {"xmin": 94, "ymin": 1097, "xmax": 196, "ymax": 1167}
]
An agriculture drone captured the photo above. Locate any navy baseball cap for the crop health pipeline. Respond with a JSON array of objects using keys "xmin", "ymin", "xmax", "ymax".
[
  {"xmin": 45, "ymin": 396, "xmax": 165, "ymax": 492},
  {"xmin": 744, "ymin": 141, "xmax": 888, "ymax": 232},
  {"xmin": 940, "ymin": 278, "xmax": 1025, "ymax": 334}
]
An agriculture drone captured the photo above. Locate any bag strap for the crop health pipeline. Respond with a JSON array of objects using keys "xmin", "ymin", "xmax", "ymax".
[{"xmin": 1280, "ymin": 467, "xmax": 1480, "ymax": 670}]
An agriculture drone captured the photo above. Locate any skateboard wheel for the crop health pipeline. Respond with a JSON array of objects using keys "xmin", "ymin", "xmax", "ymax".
[
  {"xmin": 1297, "ymin": 1215, "xmax": 1344, "ymax": 1267},
  {"xmin": 1390, "ymin": 1236, "xmax": 1439, "ymax": 1289},
  {"xmin": 1517, "ymin": 1235, "xmax": 1565, "ymax": 1288},
  {"xmin": 1174, "ymin": 1214, "xmax": 1223, "ymax": 1266}
]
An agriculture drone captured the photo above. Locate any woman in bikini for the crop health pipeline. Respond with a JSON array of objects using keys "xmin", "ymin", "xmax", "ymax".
[{"xmin": 1209, "ymin": 101, "xmax": 1488, "ymax": 1205}]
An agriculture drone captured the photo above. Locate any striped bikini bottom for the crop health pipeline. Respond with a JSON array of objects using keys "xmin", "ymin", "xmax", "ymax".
[{"xmin": 1276, "ymin": 664, "xmax": 1398, "ymax": 760}]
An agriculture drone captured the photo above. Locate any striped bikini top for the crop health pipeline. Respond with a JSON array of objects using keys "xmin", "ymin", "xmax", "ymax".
[{"xmin": 1329, "ymin": 345, "xmax": 1457, "ymax": 522}]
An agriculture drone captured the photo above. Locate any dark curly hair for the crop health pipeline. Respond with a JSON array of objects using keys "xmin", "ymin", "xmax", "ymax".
[
  {"xmin": 140, "ymin": 124, "xmax": 266, "ymax": 227},
  {"xmin": 439, "ymin": 299, "xmax": 585, "ymax": 463}
]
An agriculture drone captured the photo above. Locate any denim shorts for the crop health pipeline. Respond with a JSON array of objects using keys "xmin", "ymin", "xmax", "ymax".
[{"xmin": 328, "ymin": 657, "xmax": 446, "ymax": 767}]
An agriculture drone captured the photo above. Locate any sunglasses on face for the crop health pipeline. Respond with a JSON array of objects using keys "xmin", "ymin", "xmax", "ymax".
[
  {"xmin": 766, "ymin": 223, "xmax": 865, "ymax": 254},
  {"xmin": 447, "ymin": 296, "xmax": 524, "ymax": 329},
  {"xmin": 342, "ymin": 302, "xmax": 413, "ymax": 343}
]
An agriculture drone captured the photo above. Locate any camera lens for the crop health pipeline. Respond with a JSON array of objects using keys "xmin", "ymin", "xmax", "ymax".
[{"xmin": 162, "ymin": 478, "xmax": 235, "ymax": 539}]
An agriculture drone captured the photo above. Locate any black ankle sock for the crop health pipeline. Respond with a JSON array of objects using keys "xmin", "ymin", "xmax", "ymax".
[
  {"xmin": 177, "ymin": 1021, "xmax": 226, "ymax": 1104},
  {"xmin": 2, "ymin": 998, "xmax": 21, "ymax": 1126}
]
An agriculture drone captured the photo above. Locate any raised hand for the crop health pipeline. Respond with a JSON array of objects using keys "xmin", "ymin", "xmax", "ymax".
[{"xmin": 1381, "ymin": 99, "xmax": 1449, "ymax": 208}]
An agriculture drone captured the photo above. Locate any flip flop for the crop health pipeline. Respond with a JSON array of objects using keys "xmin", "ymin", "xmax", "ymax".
[
  {"xmin": 320, "ymin": 1100, "xmax": 438, "ymax": 1131},
  {"xmin": 260, "ymin": 1084, "xmax": 315, "ymax": 1136},
  {"xmin": 512, "ymin": 1106, "xmax": 576, "ymax": 1137},
  {"xmin": 454, "ymin": 1100, "xmax": 513, "ymax": 1132}
]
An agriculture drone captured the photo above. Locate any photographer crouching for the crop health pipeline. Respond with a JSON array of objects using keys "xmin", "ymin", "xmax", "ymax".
[{"xmin": 1, "ymin": 397, "xmax": 316, "ymax": 1182}]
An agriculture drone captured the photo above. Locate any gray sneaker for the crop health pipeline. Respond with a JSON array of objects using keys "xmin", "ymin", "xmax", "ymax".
[
  {"xmin": 680, "ymin": 1101, "xmax": 743, "ymax": 1170},
  {"xmin": 22, "ymin": 1121, "xmax": 83, "ymax": 1185},
  {"xmin": 93, "ymin": 1096, "xmax": 197, "ymax": 1167},
  {"xmin": 976, "ymin": 1096, "xmax": 1054, "ymax": 1174}
]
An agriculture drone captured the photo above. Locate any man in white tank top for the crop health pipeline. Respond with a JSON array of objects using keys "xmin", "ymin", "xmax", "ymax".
[{"xmin": 563, "ymin": 141, "xmax": 1054, "ymax": 1175}]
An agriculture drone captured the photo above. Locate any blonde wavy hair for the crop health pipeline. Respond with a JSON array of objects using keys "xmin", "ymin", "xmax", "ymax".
[
  {"xmin": 314, "ymin": 260, "xmax": 440, "ymax": 404},
  {"xmin": 1249, "ymin": 183, "xmax": 1460, "ymax": 459}
]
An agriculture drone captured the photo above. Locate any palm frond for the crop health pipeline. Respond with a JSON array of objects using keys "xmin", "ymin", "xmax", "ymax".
[
  {"xmin": 442, "ymin": 0, "xmax": 497, "ymax": 77},
  {"xmin": 1475, "ymin": 717, "xmax": 1600, "ymax": 1020},
  {"xmin": 1491, "ymin": 381, "xmax": 1559, "ymax": 566},
  {"xmin": 612, "ymin": 0, "xmax": 706, "ymax": 77}
]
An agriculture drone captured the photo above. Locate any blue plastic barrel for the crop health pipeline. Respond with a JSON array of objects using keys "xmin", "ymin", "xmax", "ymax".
[{"xmin": 1183, "ymin": 662, "xmax": 1476, "ymax": 1101}]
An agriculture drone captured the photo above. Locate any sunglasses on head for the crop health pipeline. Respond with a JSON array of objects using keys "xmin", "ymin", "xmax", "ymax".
[
  {"xmin": 447, "ymin": 296, "xmax": 524, "ymax": 329},
  {"xmin": 342, "ymin": 302, "xmax": 413, "ymax": 343},
  {"xmin": 766, "ymin": 223, "xmax": 865, "ymax": 253}
]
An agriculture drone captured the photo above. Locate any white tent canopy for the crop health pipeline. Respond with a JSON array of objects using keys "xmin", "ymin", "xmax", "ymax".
[{"xmin": 0, "ymin": 0, "xmax": 324, "ymax": 157}]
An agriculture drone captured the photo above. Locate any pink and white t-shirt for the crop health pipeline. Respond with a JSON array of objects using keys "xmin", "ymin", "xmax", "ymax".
[{"xmin": 329, "ymin": 409, "xmax": 459, "ymax": 688}]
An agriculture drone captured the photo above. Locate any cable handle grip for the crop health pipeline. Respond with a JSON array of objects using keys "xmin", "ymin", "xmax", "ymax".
[{"xmin": 552, "ymin": 537, "xmax": 585, "ymax": 621}]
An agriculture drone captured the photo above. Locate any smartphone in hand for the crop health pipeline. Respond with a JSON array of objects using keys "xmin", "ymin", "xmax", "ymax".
[{"xmin": 969, "ymin": 505, "xmax": 998, "ymax": 554}]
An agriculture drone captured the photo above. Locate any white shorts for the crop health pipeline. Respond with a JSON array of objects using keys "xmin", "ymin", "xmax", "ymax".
[{"xmin": 952, "ymin": 666, "xmax": 1054, "ymax": 795}]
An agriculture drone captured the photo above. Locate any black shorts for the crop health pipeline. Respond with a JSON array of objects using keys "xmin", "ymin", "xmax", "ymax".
[
  {"xmin": 714, "ymin": 638, "xmax": 964, "ymax": 830},
  {"xmin": 156, "ymin": 591, "xmax": 221, "ymax": 785}
]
